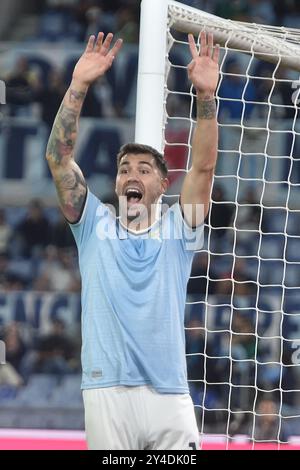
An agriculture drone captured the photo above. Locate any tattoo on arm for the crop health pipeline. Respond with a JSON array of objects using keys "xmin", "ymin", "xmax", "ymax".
[
  {"xmin": 56, "ymin": 167, "xmax": 87, "ymax": 221},
  {"xmin": 69, "ymin": 88, "xmax": 86, "ymax": 105},
  {"xmin": 46, "ymin": 86, "xmax": 87, "ymax": 222},
  {"xmin": 197, "ymin": 98, "xmax": 217, "ymax": 120},
  {"xmin": 46, "ymin": 87, "xmax": 86, "ymax": 165},
  {"xmin": 46, "ymin": 105, "xmax": 78, "ymax": 165}
]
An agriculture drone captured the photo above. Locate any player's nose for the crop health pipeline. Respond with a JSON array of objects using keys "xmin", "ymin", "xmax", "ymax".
[{"xmin": 127, "ymin": 175, "xmax": 141, "ymax": 184}]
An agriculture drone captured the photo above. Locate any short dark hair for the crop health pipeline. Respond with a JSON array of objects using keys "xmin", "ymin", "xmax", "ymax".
[{"xmin": 117, "ymin": 143, "xmax": 168, "ymax": 178}]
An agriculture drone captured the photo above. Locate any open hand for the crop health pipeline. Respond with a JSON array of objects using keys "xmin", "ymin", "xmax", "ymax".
[
  {"xmin": 187, "ymin": 32, "xmax": 219, "ymax": 99},
  {"xmin": 73, "ymin": 33, "xmax": 123, "ymax": 87}
]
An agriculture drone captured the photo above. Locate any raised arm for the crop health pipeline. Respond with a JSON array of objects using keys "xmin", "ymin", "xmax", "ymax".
[
  {"xmin": 180, "ymin": 32, "xmax": 219, "ymax": 227},
  {"xmin": 46, "ymin": 33, "xmax": 123, "ymax": 223}
]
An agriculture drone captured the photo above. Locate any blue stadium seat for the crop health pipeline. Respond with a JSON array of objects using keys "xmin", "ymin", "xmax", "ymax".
[
  {"xmin": 38, "ymin": 11, "xmax": 80, "ymax": 42},
  {"xmin": 49, "ymin": 375, "xmax": 82, "ymax": 408},
  {"xmin": 9, "ymin": 259, "xmax": 34, "ymax": 281},
  {"xmin": 287, "ymin": 212, "xmax": 300, "ymax": 236},
  {"xmin": 16, "ymin": 374, "xmax": 59, "ymax": 405},
  {"xmin": 259, "ymin": 259, "xmax": 284, "ymax": 286},
  {"xmin": 265, "ymin": 209, "xmax": 287, "ymax": 233},
  {"xmin": 259, "ymin": 234, "xmax": 285, "ymax": 259},
  {"xmin": 284, "ymin": 264, "xmax": 300, "ymax": 288},
  {"xmin": 286, "ymin": 238, "xmax": 300, "ymax": 262}
]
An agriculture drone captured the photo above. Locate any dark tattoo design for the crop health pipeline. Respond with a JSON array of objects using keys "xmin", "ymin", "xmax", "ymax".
[
  {"xmin": 197, "ymin": 98, "xmax": 216, "ymax": 120},
  {"xmin": 60, "ymin": 169, "xmax": 86, "ymax": 191},
  {"xmin": 46, "ymin": 87, "xmax": 86, "ymax": 165},
  {"xmin": 56, "ymin": 167, "xmax": 87, "ymax": 221},
  {"xmin": 46, "ymin": 86, "xmax": 87, "ymax": 221},
  {"xmin": 46, "ymin": 105, "xmax": 78, "ymax": 164},
  {"xmin": 69, "ymin": 88, "xmax": 86, "ymax": 104}
]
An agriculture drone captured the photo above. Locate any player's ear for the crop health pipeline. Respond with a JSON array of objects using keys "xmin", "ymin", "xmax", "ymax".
[{"xmin": 161, "ymin": 177, "xmax": 169, "ymax": 194}]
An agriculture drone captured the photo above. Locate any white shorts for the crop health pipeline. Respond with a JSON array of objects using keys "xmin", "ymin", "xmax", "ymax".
[{"xmin": 83, "ymin": 385, "xmax": 199, "ymax": 450}]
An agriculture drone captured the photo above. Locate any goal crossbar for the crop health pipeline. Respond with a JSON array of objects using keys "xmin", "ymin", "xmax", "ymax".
[
  {"xmin": 168, "ymin": 0, "xmax": 300, "ymax": 72},
  {"xmin": 135, "ymin": 0, "xmax": 300, "ymax": 152}
]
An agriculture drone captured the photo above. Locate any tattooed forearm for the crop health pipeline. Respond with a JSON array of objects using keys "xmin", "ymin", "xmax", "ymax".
[
  {"xmin": 46, "ymin": 82, "xmax": 88, "ymax": 222},
  {"xmin": 46, "ymin": 105, "xmax": 78, "ymax": 165},
  {"xmin": 69, "ymin": 88, "xmax": 86, "ymax": 105},
  {"xmin": 59, "ymin": 168, "xmax": 86, "ymax": 191},
  {"xmin": 46, "ymin": 85, "xmax": 87, "ymax": 166},
  {"xmin": 56, "ymin": 168, "xmax": 87, "ymax": 221},
  {"xmin": 197, "ymin": 98, "xmax": 216, "ymax": 120}
]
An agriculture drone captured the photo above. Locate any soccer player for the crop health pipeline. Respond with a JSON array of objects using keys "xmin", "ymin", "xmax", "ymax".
[{"xmin": 46, "ymin": 31, "xmax": 219, "ymax": 450}]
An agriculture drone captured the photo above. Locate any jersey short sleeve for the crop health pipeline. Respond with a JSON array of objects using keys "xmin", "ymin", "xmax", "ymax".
[
  {"xmin": 169, "ymin": 202, "xmax": 204, "ymax": 252},
  {"xmin": 69, "ymin": 189, "xmax": 101, "ymax": 248}
]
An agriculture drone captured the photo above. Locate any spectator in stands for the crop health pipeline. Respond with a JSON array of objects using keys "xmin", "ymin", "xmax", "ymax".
[
  {"xmin": 0, "ymin": 210, "xmax": 12, "ymax": 254},
  {"xmin": 229, "ymin": 395, "xmax": 291, "ymax": 442},
  {"xmin": 84, "ymin": 5, "xmax": 112, "ymax": 41},
  {"xmin": 218, "ymin": 59, "xmax": 256, "ymax": 121},
  {"xmin": 19, "ymin": 315, "xmax": 79, "ymax": 381},
  {"xmin": 115, "ymin": 5, "xmax": 139, "ymax": 43},
  {"xmin": 232, "ymin": 258, "xmax": 257, "ymax": 296},
  {"xmin": 20, "ymin": 336, "xmax": 73, "ymax": 381},
  {"xmin": 267, "ymin": 67, "xmax": 300, "ymax": 184},
  {"xmin": 209, "ymin": 185, "xmax": 234, "ymax": 245},
  {"xmin": 275, "ymin": 67, "xmax": 299, "ymax": 120},
  {"xmin": 51, "ymin": 213, "xmax": 76, "ymax": 249},
  {"xmin": 185, "ymin": 317, "xmax": 205, "ymax": 402},
  {"xmin": 100, "ymin": 0, "xmax": 126, "ymax": 12},
  {"xmin": 187, "ymin": 252, "xmax": 218, "ymax": 296},
  {"xmin": 272, "ymin": 1, "xmax": 290, "ymax": 26},
  {"xmin": 34, "ymin": 247, "xmax": 80, "ymax": 292},
  {"xmin": 81, "ymin": 82, "xmax": 105, "ymax": 117},
  {"xmin": 232, "ymin": 311, "xmax": 256, "ymax": 361},
  {"xmin": 235, "ymin": 187, "xmax": 262, "ymax": 255},
  {"xmin": 0, "ymin": 252, "xmax": 23, "ymax": 291},
  {"xmin": 49, "ymin": 317, "xmax": 79, "ymax": 369},
  {"xmin": 182, "ymin": 0, "xmax": 216, "ymax": 14},
  {"xmin": 0, "ymin": 251, "xmax": 9, "ymax": 289},
  {"xmin": 215, "ymin": 0, "xmax": 250, "ymax": 21},
  {"xmin": 216, "ymin": 258, "xmax": 257, "ymax": 296},
  {"xmin": 252, "ymin": 62, "xmax": 275, "ymax": 120},
  {"xmin": 253, "ymin": 396, "xmax": 290, "ymax": 443},
  {"xmin": 5, "ymin": 57, "xmax": 36, "ymax": 115},
  {"xmin": 4, "ymin": 274, "xmax": 28, "ymax": 292},
  {"xmin": 63, "ymin": 56, "xmax": 109, "ymax": 117},
  {"xmin": 248, "ymin": 0, "xmax": 275, "ymax": 24},
  {"xmin": 2, "ymin": 323, "xmax": 27, "ymax": 374},
  {"xmin": 16, "ymin": 199, "xmax": 51, "ymax": 258},
  {"xmin": 237, "ymin": 188, "xmax": 261, "ymax": 227},
  {"xmin": 0, "ymin": 363, "xmax": 23, "ymax": 388},
  {"xmin": 34, "ymin": 68, "xmax": 66, "ymax": 132},
  {"xmin": 281, "ymin": 1, "xmax": 300, "ymax": 29},
  {"xmin": 185, "ymin": 317, "xmax": 224, "ymax": 410},
  {"xmin": 230, "ymin": 311, "xmax": 256, "ymax": 405}
]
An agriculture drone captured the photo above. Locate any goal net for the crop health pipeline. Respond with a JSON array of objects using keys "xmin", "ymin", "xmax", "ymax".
[{"xmin": 135, "ymin": 0, "xmax": 300, "ymax": 449}]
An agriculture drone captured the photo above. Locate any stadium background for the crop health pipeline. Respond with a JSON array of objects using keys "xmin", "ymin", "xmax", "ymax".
[{"xmin": 1, "ymin": 0, "xmax": 300, "ymax": 450}]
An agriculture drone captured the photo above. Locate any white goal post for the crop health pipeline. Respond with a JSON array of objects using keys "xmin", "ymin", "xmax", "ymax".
[{"xmin": 135, "ymin": 0, "xmax": 300, "ymax": 449}]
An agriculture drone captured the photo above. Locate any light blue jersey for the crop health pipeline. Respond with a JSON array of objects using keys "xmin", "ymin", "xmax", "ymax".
[{"xmin": 70, "ymin": 190, "xmax": 204, "ymax": 394}]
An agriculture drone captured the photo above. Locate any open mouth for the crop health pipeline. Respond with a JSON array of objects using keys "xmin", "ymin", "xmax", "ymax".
[{"xmin": 125, "ymin": 188, "xmax": 143, "ymax": 205}]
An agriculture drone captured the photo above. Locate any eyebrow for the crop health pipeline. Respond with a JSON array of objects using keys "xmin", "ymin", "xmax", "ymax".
[{"xmin": 119, "ymin": 160, "xmax": 153, "ymax": 168}]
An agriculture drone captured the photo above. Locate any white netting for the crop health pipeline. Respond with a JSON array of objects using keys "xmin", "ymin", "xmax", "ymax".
[{"xmin": 165, "ymin": 1, "xmax": 300, "ymax": 450}]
